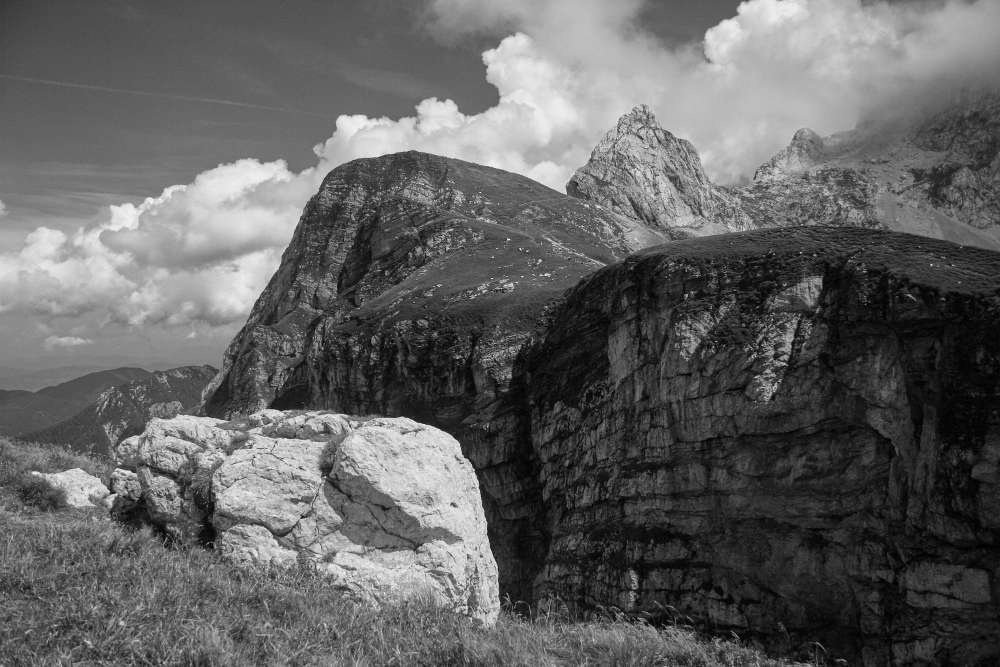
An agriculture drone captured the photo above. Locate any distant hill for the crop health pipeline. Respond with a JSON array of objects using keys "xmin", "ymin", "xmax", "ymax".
[
  {"xmin": 0, "ymin": 364, "xmax": 130, "ymax": 392},
  {"xmin": 0, "ymin": 389, "xmax": 32, "ymax": 402},
  {"xmin": 0, "ymin": 367, "xmax": 153, "ymax": 436},
  {"xmin": 27, "ymin": 365, "xmax": 217, "ymax": 455}
]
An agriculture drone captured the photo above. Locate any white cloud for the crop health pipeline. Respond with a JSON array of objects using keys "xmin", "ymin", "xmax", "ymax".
[
  {"xmin": 43, "ymin": 335, "xmax": 93, "ymax": 350},
  {"xmin": 0, "ymin": 199, "xmax": 6, "ymax": 217},
  {"xmin": 0, "ymin": 159, "xmax": 321, "ymax": 328},
  {"xmin": 1, "ymin": 0, "xmax": 998, "ymax": 340}
]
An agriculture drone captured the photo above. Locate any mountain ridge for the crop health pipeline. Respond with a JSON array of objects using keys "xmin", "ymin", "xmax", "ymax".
[
  {"xmin": 27, "ymin": 365, "xmax": 217, "ymax": 455},
  {"xmin": 569, "ymin": 91, "xmax": 1000, "ymax": 249},
  {"xmin": 0, "ymin": 367, "xmax": 154, "ymax": 436}
]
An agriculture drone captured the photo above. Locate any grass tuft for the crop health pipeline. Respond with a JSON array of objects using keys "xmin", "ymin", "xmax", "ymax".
[{"xmin": 12, "ymin": 472, "xmax": 68, "ymax": 511}]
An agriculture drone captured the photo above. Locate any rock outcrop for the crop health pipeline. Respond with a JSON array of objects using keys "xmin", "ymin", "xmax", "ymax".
[
  {"xmin": 28, "ymin": 468, "xmax": 110, "ymax": 508},
  {"xmin": 566, "ymin": 105, "xmax": 754, "ymax": 237},
  {"xmin": 570, "ymin": 93, "xmax": 1000, "ymax": 250},
  {"xmin": 29, "ymin": 365, "xmax": 216, "ymax": 455},
  {"xmin": 521, "ymin": 227, "xmax": 1000, "ymax": 664},
  {"xmin": 201, "ymin": 151, "xmax": 670, "ymax": 598},
  {"xmin": 115, "ymin": 410, "xmax": 499, "ymax": 623}
]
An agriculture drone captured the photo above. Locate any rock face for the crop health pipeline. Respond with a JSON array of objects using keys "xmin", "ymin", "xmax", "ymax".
[
  {"xmin": 201, "ymin": 151, "xmax": 669, "ymax": 598},
  {"xmin": 28, "ymin": 468, "xmax": 110, "ymax": 508},
  {"xmin": 521, "ymin": 227, "xmax": 1000, "ymax": 664},
  {"xmin": 29, "ymin": 365, "xmax": 217, "ymax": 455},
  {"xmin": 115, "ymin": 414, "xmax": 231, "ymax": 541},
  {"xmin": 566, "ymin": 105, "xmax": 754, "ymax": 237},
  {"xmin": 115, "ymin": 410, "xmax": 500, "ymax": 624},
  {"xmin": 571, "ymin": 93, "xmax": 1000, "ymax": 250}
]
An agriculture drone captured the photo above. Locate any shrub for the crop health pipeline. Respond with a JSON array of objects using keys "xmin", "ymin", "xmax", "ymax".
[{"xmin": 13, "ymin": 472, "xmax": 67, "ymax": 511}]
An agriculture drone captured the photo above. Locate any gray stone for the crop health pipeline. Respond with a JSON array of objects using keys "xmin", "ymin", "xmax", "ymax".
[{"xmin": 28, "ymin": 468, "xmax": 109, "ymax": 508}]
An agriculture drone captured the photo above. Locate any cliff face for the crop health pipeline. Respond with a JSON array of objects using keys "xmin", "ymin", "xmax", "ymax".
[
  {"xmin": 201, "ymin": 151, "xmax": 669, "ymax": 598},
  {"xmin": 571, "ymin": 94, "xmax": 1000, "ymax": 250},
  {"xmin": 31, "ymin": 365, "xmax": 216, "ymax": 455},
  {"xmin": 522, "ymin": 227, "xmax": 1000, "ymax": 664}
]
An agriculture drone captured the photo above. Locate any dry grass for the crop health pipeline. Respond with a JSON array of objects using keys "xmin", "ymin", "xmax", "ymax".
[{"xmin": 0, "ymin": 439, "xmax": 805, "ymax": 666}]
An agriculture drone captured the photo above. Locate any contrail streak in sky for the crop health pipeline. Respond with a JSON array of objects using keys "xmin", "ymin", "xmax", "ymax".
[{"xmin": 0, "ymin": 73, "xmax": 329, "ymax": 118}]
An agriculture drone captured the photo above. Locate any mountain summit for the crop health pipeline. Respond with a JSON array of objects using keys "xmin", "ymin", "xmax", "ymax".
[
  {"xmin": 566, "ymin": 105, "xmax": 753, "ymax": 237},
  {"xmin": 570, "ymin": 92, "xmax": 1000, "ymax": 249}
]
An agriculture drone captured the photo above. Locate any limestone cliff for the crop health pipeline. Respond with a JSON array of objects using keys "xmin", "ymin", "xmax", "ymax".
[
  {"xmin": 201, "ymin": 151, "xmax": 669, "ymax": 598},
  {"xmin": 521, "ymin": 227, "xmax": 1000, "ymax": 664},
  {"xmin": 571, "ymin": 93, "xmax": 1000, "ymax": 250}
]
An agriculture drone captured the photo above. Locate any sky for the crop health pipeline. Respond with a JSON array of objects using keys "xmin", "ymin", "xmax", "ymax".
[{"xmin": 1, "ymin": 0, "xmax": 998, "ymax": 386}]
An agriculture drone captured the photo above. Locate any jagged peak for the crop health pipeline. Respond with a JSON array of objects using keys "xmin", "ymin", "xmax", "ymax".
[
  {"xmin": 566, "ymin": 105, "xmax": 752, "ymax": 234},
  {"xmin": 791, "ymin": 127, "xmax": 824, "ymax": 149},
  {"xmin": 617, "ymin": 104, "xmax": 659, "ymax": 129},
  {"xmin": 753, "ymin": 127, "xmax": 826, "ymax": 182}
]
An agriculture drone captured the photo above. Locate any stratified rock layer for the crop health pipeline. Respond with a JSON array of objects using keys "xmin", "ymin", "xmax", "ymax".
[
  {"xmin": 201, "ymin": 151, "xmax": 669, "ymax": 598},
  {"xmin": 116, "ymin": 410, "xmax": 500, "ymax": 624},
  {"xmin": 522, "ymin": 226, "xmax": 1000, "ymax": 665}
]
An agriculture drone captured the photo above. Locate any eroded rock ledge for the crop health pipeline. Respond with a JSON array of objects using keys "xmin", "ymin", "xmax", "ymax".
[{"xmin": 112, "ymin": 411, "xmax": 499, "ymax": 624}]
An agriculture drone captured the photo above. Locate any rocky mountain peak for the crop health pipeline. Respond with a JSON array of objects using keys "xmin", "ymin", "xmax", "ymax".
[
  {"xmin": 614, "ymin": 103, "xmax": 659, "ymax": 132},
  {"xmin": 566, "ymin": 105, "xmax": 752, "ymax": 236},
  {"xmin": 753, "ymin": 127, "xmax": 825, "ymax": 182}
]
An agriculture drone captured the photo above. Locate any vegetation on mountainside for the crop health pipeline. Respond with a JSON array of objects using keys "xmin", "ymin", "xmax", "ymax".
[{"xmin": 0, "ymin": 438, "xmax": 812, "ymax": 666}]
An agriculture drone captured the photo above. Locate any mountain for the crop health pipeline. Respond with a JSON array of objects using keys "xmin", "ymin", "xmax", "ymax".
[
  {"xmin": 566, "ymin": 104, "xmax": 754, "ymax": 236},
  {"xmin": 28, "ymin": 365, "xmax": 216, "ymax": 455},
  {"xmin": 0, "ymin": 364, "xmax": 136, "ymax": 392},
  {"xmin": 0, "ymin": 367, "xmax": 153, "ymax": 436},
  {"xmin": 569, "ymin": 91, "xmax": 1000, "ymax": 249},
  {"xmin": 198, "ymin": 95, "xmax": 1000, "ymax": 663},
  {"xmin": 201, "ymin": 150, "xmax": 670, "ymax": 598}
]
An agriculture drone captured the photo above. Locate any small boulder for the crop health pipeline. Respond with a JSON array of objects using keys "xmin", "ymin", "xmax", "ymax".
[{"xmin": 28, "ymin": 468, "xmax": 109, "ymax": 508}]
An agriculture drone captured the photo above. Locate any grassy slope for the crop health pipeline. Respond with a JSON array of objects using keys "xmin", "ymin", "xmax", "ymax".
[{"xmin": 0, "ymin": 438, "xmax": 804, "ymax": 667}]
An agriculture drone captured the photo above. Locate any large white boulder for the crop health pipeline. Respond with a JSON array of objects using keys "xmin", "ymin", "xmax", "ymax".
[
  {"xmin": 28, "ymin": 468, "xmax": 109, "ymax": 508},
  {"xmin": 113, "ymin": 410, "xmax": 500, "ymax": 624}
]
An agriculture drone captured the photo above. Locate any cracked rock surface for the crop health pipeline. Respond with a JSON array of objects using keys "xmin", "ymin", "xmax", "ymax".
[{"xmin": 114, "ymin": 410, "xmax": 499, "ymax": 624}]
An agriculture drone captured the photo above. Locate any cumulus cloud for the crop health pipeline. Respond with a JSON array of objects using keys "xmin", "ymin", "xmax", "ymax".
[
  {"xmin": 43, "ymin": 335, "xmax": 93, "ymax": 350},
  {"xmin": 0, "ymin": 158, "xmax": 320, "ymax": 327},
  {"xmin": 0, "ymin": 199, "xmax": 7, "ymax": 217},
  {"xmin": 2, "ymin": 0, "xmax": 998, "ymax": 339},
  {"xmin": 346, "ymin": 0, "xmax": 1000, "ymax": 183}
]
